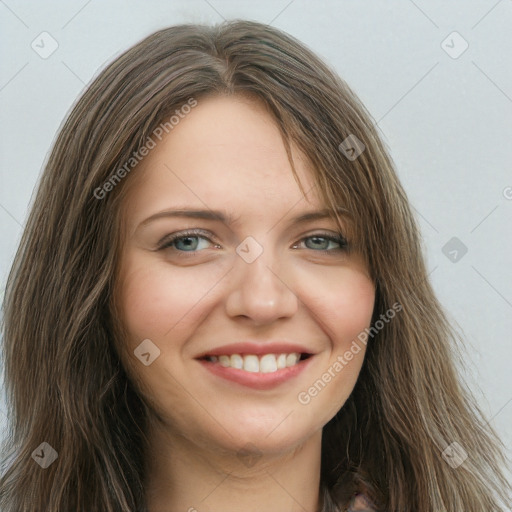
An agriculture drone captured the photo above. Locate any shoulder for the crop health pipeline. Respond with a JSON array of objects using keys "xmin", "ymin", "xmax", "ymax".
[{"xmin": 346, "ymin": 493, "xmax": 377, "ymax": 511}]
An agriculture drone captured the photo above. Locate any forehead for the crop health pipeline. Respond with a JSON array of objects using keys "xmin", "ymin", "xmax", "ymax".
[
  {"xmin": 121, "ymin": 94, "xmax": 325, "ymax": 224},
  {"xmin": 154, "ymin": 94, "xmax": 313, "ymax": 182}
]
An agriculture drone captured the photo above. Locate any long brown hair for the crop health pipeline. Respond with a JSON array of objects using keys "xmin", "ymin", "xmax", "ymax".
[{"xmin": 1, "ymin": 20, "xmax": 510, "ymax": 511}]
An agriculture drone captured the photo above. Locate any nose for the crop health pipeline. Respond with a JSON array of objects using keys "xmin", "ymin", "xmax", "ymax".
[{"xmin": 224, "ymin": 249, "xmax": 299, "ymax": 326}]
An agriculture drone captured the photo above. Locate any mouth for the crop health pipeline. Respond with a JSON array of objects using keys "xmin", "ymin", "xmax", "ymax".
[
  {"xmin": 199, "ymin": 352, "xmax": 313, "ymax": 373},
  {"xmin": 196, "ymin": 350, "xmax": 315, "ymax": 390}
]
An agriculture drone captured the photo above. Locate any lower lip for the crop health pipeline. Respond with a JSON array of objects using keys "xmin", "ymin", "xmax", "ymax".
[{"xmin": 197, "ymin": 357, "xmax": 314, "ymax": 390}]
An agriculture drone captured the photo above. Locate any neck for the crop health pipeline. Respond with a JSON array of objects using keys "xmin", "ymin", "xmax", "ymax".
[{"xmin": 144, "ymin": 417, "xmax": 323, "ymax": 512}]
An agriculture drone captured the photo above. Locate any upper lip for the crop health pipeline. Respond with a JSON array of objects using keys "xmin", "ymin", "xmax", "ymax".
[{"xmin": 195, "ymin": 341, "xmax": 316, "ymax": 358}]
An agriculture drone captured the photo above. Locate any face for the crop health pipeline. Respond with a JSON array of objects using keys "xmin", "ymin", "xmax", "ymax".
[{"xmin": 115, "ymin": 94, "xmax": 375, "ymax": 458}]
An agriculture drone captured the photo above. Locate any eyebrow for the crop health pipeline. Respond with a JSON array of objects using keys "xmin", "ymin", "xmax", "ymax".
[{"xmin": 138, "ymin": 207, "xmax": 349, "ymax": 229}]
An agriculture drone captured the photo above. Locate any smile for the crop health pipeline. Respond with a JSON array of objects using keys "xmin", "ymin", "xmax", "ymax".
[
  {"xmin": 197, "ymin": 352, "xmax": 314, "ymax": 390},
  {"xmin": 203, "ymin": 352, "xmax": 310, "ymax": 373}
]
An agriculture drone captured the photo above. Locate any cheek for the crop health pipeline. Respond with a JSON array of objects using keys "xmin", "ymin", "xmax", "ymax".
[
  {"xmin": 294, "ymin": 270, "xmax": 374, "ymax": 424},
  {"xmin": 118, "ymin": 257, "xmax": 224, "ymax": 345},
  {"xmin": 299, "ymin": 265, "xmax": 375, "ymax": 347},
  {"xmin": 334, "ymin": 278, "xmax": 375, "ymax": 347}
]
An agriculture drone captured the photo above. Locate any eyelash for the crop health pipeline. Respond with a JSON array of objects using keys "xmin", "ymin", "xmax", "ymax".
[{"xmin": 156, "ymin": 229, "xmax": 348, "ymax": 256}]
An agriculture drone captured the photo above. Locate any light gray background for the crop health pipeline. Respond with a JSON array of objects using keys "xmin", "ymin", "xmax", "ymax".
[{"xmin": 1, "ymin": 0, "xmax": 511, "ymax": 482}]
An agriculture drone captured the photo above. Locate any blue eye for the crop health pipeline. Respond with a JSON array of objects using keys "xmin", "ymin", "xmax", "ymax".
[
  {"xmin": 158, "ymin": 230, "xmax": 215, "ymax": 253},
  {"xmin": 157, "ymin": 230, "xmax": 348, "ymax": 255},
  {"xmin": 297, "ymin": 233, "xmax": 348, "ymax": 253}
]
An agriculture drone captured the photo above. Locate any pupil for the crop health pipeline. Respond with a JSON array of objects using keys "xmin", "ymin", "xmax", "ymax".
[
  {"xmin": 178, "ymin": 237, "xmax": 197, "ymax": 250},
  {"xmin": 309, "ymin": 237, "xmax": 327, "ymax": 249}
]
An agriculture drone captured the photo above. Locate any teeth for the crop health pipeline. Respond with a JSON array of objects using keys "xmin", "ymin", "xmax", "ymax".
[
  {"xmin": 260, "ymin": 354, "xmax": 278, "ymax": 373},
  {"xmin": 218, "ymin": 355, "xmax": 230, "ymax": 367},
  {"xmin": 286, "ymin": 353, "xmax": 299, "ymax": 366},
  {"xmin": 230, "ymin": 354, "xmax": 243, "ymax": 369},
  {"xmin": 207, "ymin": 353, "xmax": 303, "ymax": 373},
  {"xmin": 243, "ymin": 355, "xmax": 259, "ymax": 373}
]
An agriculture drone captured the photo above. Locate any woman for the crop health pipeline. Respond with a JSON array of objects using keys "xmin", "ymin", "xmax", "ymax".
[{"xmin": 0, "ymin": 19, "xmax": 510, "ymax": 512}]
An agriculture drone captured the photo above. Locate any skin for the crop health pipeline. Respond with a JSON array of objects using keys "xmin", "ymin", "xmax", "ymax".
[{"xmin": 115, "ymin": 94, "xmax": 376, "ymax": 512}]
